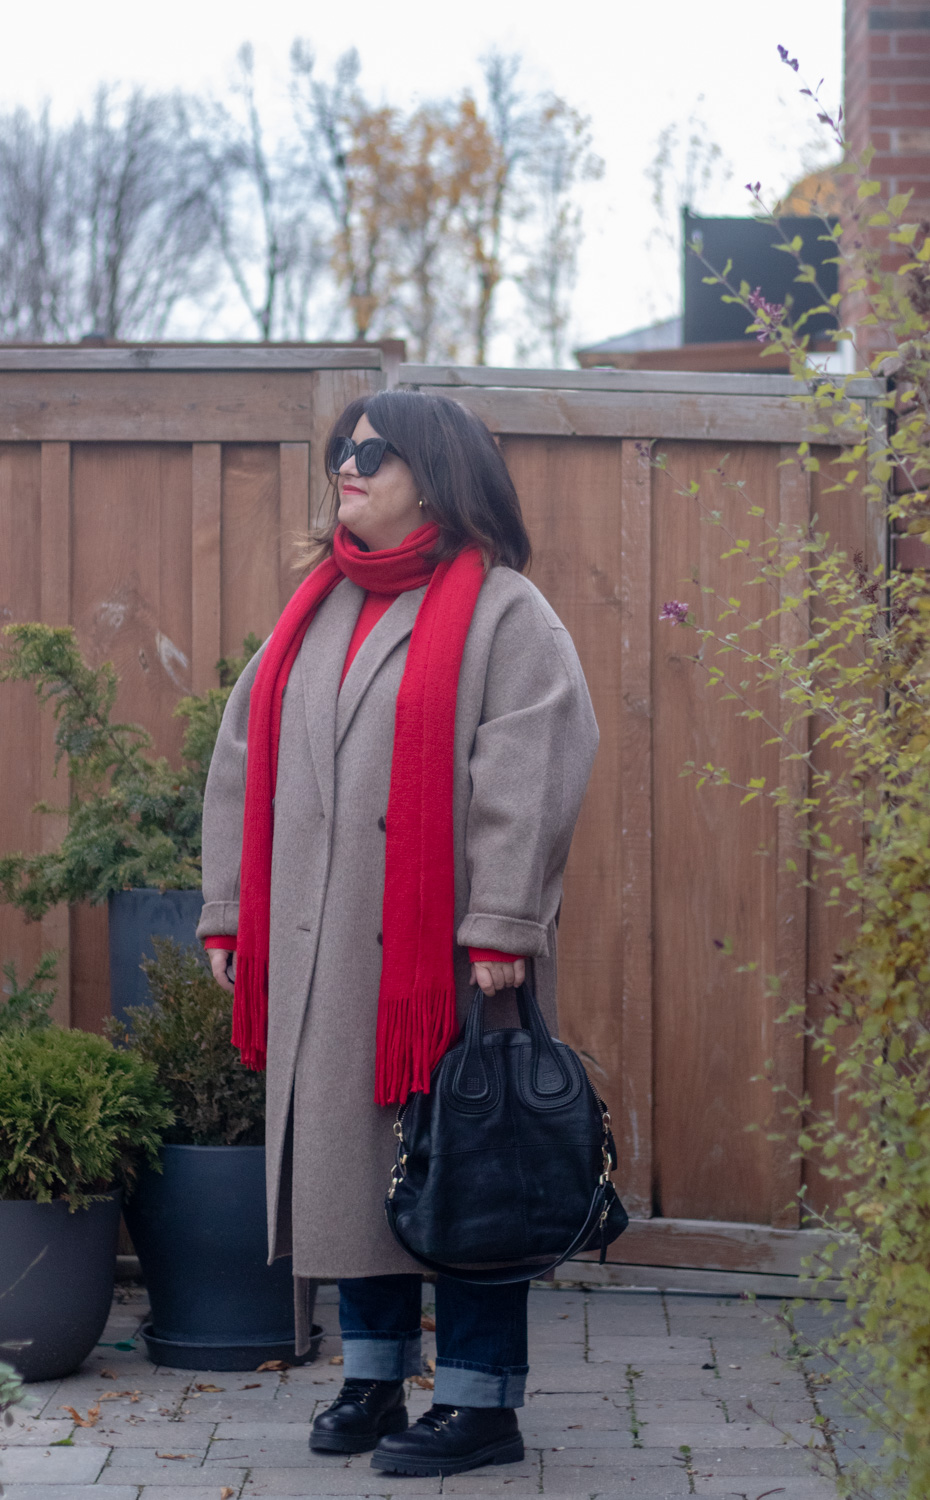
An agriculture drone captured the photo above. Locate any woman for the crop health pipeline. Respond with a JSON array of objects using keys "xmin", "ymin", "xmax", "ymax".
[{"xmin": 197, "ymin": 390, "xmax": 598, "ymax": 1478}]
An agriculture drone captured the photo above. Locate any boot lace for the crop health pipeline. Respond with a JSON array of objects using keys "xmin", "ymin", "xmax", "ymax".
[{"xmin": 416, "ymin": 1405, "xmax": 459, "ymax": 1431}]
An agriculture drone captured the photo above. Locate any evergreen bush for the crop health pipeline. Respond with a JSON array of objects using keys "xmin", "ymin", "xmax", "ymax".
[
  {"xmin": 0, "ymin": 1359, "xmax": 25, "ymax": 1424},
  {"xmin": 0, "ymin": 1026, "xmax": 171, "ymax": 1208},
  {"xmin": 0, "ymin": 628, "xmax": 260, "ymax": 917},
  {"xmin": 0, "ymin": 954, "xmax": 57, "ymax": 1034},
  {"xmin": 109, "ymin": 938, "xmax": 265, "ymax": 1147}
]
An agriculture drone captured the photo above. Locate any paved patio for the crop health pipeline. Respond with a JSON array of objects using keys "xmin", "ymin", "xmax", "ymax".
[{"xmin": 1, "ymin": 1281, "xmax": 860, "ymax": 1500}]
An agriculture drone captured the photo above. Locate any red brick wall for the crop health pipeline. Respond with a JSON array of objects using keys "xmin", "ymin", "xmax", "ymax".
[{"xmin": 843, "ymin": 1, "xmax": 930, "ymax": 337}]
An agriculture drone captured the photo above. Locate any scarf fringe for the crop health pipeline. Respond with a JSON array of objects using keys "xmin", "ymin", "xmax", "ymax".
[
  {"xmin": 232, "ymin": 953, "xmax": 269, "ymax": 1073},
  {"xmin": 374, "ymin": 983, "xmax": 459, "ymax": 1106}
]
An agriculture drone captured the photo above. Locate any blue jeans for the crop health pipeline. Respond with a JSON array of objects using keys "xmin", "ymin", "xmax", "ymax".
[{"xmin": 337, "ymin": 1273, "xmax": 529, "ymax": 1408}]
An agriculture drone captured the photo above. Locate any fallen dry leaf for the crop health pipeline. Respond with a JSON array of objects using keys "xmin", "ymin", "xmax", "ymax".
[
  {"xmin": 328, "ymin": 1355, "xmax": 343, "ymax": 1366},
  {"xmin": 567, "ymin": 1423, "xmax": 583, "ymax": 1429},
  {"xmin": 99, "ymin": 1391, "xmax": 135, "ymax": 1401},
  {"xmin": 61, "ymin": 1405, "xmax": 100, "ymax": 1428},
  {"xmin": 409, "ymin": 1375, "xmax": 434, "ymax": 1390},
  {"xmin": 255, "ymin": 1359, "xmax": 290, "ymax": 1372},
  {"xmin": 156, "ymin": 1453, "xmax": 191, "ymax": 1460},
  {"xmin": 195, "ymin": 1383, "xmax": 225, "ymax": 1393},
  {"xmin": 220, "ymin": 1489, "xmax": 235, "ymax": 1500},
  {"xmin": 240, "ymin": 1384, "xmax": 261, "ymax": 1390},
  {"xmin": 98, "ymin": 1369, "xmax": 116, "ymax": 1379},
  {"xmin": 420, "ymin": 1315, "xmax": 436, "ymax": 1332},
  {"xmin": 426, "ymin": 1358, "xmax": 436, "ymax": 1374}
]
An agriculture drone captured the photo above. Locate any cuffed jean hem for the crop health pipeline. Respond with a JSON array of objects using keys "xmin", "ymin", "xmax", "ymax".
[
  {"xmin": 340, "ymin": 1332, "xmax": 422, "ymax": 1382},
  {"xmin": 433, "ymin": 1359, "xmax": 528, "ymax": 1409}
]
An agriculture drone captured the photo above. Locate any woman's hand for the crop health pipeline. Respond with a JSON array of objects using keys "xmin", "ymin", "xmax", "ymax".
[
  {"xmin": 469, "ymin": 958, "xmax": 526, "ymax": 997},
  {"xmin": 209, "ymin": 949, "xmax": 237, "ymax": 994}
]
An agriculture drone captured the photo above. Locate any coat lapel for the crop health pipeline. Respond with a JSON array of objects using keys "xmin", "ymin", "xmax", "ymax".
[
  {"xmin": 292, "ymin": 578, "xmax": 363, "ymax": 822},
  {"xmin": 335, "ymin": 586, "xmax": 426, "ymax": 753}
]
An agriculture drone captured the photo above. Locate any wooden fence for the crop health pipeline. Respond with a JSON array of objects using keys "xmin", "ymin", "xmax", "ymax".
[
  {"xmin": 399, "ymin": 364, "xmax": 884, "ymax": 1291},
  {"xmin": 0, "ymin": 347, "xmax": 384, "ymax": 1034},
  {"xmin": 0, "ymin": 349, "xmax": 885, "ymax": 1289}
]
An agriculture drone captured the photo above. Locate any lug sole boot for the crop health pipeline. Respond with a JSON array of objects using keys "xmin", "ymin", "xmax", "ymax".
[
  {"xmin": 310, "ymin": 1379, "xmax": 407, "ymax": 1454},
  {"xmin": 370, "ymin": 1403, "xmax": 524, "ymax": 1476}
]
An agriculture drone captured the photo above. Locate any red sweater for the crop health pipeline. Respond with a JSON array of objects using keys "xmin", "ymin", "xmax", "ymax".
[{"xmin": 204, "ymin": 593, "xmax": 518, "ymax": 966}]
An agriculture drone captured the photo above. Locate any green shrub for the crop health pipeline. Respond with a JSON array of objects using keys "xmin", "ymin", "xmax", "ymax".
[
  {"xmin": 109, "ymin": 938, "xmax": 265, "ymax": 1147},
  {"xmin": 0, "ymin": 1026, "xmax": 172, "ymax": 1208},
  {"xmin": 0, "ymin": 1359, "xmax": 25, "ymax": 1424},
  {"xmin": 0, "ymin": 626, "xmax": 260, "ymax": 917},
  {"xmin": 0, "ymin": 954, "xmax": 57, "ymax": 1034},
  {"xmin": 665, "ymin": 58, "xmax": 930, "ymax": 1499}
]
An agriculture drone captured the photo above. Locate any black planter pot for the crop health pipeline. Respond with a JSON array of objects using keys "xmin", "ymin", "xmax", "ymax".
[
  {"xmin": 0, "ymin": 1193, "xmax": 121, "ymax": 1382},
  {"xmin": 124, "ymin": 1144, "xmax": 320, "ymax": 1371},
  {"xmin": 108, "ymin": 888, "xmax": 203, "ymax": 1024}
]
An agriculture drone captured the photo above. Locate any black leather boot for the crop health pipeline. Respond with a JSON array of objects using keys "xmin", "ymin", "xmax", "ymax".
[
  {"xmin": 370, "ymin": 1403, "xmax": 524, "ymax": 1475},
  {"xmin": 310, "ymin": 1378, "xmax": 407, "ymax": 1454}
]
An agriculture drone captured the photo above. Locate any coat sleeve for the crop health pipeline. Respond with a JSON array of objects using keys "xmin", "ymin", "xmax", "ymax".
[
  {"xmin": 456, "ymin": 590, "xmax": 598, "ymax": 959},
  {"xmin": 195, "ymin": 643, "xmax": 266, "ymax": 941}
]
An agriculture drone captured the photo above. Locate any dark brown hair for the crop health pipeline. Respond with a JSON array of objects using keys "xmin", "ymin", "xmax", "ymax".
[{"xmin": 309, "ymin": 389, "xmax": 531, "ymax": 572}]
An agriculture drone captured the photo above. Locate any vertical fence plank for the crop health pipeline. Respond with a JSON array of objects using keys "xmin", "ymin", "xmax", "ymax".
[
  {"xmin": 279, "ymin": 442, "xmax": 311, "ymax": 608},
  {"xmin": 618, "ymin": 440, "xmax": 655, "ymax": 1217},
  {"xmin": 769, "ymin": 451, "xmax": 812, "ymax": 1228},
  {"xmin": 191, "ymin": 443, "xmax": 222, "ymax": 693},
  {"xmin": 39, "ymin": 441, "xmax": 71, "ymax": 1025}
]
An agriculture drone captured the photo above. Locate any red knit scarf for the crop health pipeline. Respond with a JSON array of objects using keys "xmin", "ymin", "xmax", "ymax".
[{"xmin": 232, "ymin": 521, "xmax": 485, "ymax": 1106}]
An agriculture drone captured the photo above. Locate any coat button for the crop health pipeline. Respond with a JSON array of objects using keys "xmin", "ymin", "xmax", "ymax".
[
  {"xmin": 376, "ymin": 932, "xmax": 383, "ymax": 946},
  {"xmin": 377, "ymin": 816, "xmax": 386, "ymax": 832}
]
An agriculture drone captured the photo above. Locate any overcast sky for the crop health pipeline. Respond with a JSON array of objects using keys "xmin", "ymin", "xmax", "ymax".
[{"xmin": 1, "ymin": 0, "xmax": 845, "ymax": 361}]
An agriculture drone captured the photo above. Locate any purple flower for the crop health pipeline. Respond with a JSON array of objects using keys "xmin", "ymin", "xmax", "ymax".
[
  {"xmin": 659, "ymin": 600, "xmax": 690, "ymax": 626},
  {"xmin": 747, "ymin": 286, "xmax": 786, "ymax": 343},
  {"xmin": 777, "ymin": 44, "xmax": 800, "ymax": 72}
]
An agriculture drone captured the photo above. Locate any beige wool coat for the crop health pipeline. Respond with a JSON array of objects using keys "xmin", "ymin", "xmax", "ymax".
[{"xmin": 197, "ymin": 563, "xmax": 598, "ymax": 1335}]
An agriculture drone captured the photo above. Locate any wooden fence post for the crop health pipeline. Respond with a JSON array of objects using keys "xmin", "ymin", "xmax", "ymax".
[
  {"xmin": 618, "ymin": 439, "xmax": 655, "ymax": 1218},
  {"xmin": 39, "ymin": 441, "xmax": 72, "ymax": 1026}
]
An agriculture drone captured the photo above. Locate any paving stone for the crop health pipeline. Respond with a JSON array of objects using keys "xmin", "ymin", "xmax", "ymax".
[
  {"xmin": 521, "ymin": 1428, "xmax": 633, "ymax": 1449},
  {"xmin": 71, "ymin": 1425, "xmax": 216, "ymax": 1450},
  {"xmin": 636, "ymin": 1400, "xmax": 726, "ymax": 1425},
  {"xmin": 104, "ymin": 1450, "xmax": 208, "ymax": 1470},
  {"xmin": 0, "ymin": 1488, "xmax": 139, "ymax": 1500},
  {"xmin": 206, "ymin": 1439, "xmax": 311, "ymax": 1466},
  {"xmin": 0, "ymin": 1449, "xmax": 109, "ymax": 1484},
  {"xmin": 206, "ymin": 1422, "xmax": 310, "ymax": 1440},
  {"xmin": 97, "ymin": 1471, "xmax": 246, "ymax": 1489},
  {"xmin": 137, "ymin": 1491, "xmax": 243, "ymax": 1500},
  {"xmin": 689, "ymin": 1446, "xmax": 834, "ymax": 1477},
  {"xmin": 541, "ymin": 1465, "xmax": 676, "ymax": 1494},
  {"xmin": 440, "ymin": 1477, "xmax": 540, "ymax": 1495},
  {"xmin": 692, "ymin": 1479, "xmax": 837, "ymax": 1499},
  {"xmin": 587, "ymin": 1334, "xmax": 712, "ymax": 1366},
  {"xmin": 527, "ymin": 1365, "xmax": 632, "ymax": 1394},
  {"xmin": 243, "ymin": 1465, "xmax": 442, "ymax": 1493},
  {"xmin": 180, "ymin": 1403, "xmax": 310, "ymax": 1424},
  {"xmin": 632, "ymin": 1378, "xmax": 732, "ymax": 1401},
  {"xmin": 0, "ymin": 1420, "xmax": 74, "ymax": 1445},
  {"xmin": 640, "ymin": 1420, "xmax": 824, "ymax": 1449}
]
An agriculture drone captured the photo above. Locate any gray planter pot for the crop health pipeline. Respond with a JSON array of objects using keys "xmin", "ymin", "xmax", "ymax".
[
  {"xmin": 124, "ymin": 1145, "xmax": 320, "ymax": 1371},
  {"xmin": 0, "ymin": 1193, "xmax": 121, "ymax": 1382},
  {"xmin": 108, "ymin": 888, "xmax": 203, "ymax": 1023}
]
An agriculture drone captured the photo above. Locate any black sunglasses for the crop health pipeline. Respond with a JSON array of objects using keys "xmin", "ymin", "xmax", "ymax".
[{"xmin": 328, "ymin": 435, "xmax": 402, "ymax": 477}]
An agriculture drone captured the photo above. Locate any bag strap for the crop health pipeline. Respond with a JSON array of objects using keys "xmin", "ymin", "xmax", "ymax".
[
  {"xmin": 450, "ymin": 984, "xmax": 575, "ymax": 1106},
  {"xmin": 384, "ymin": 1179, "xmax": 612, "ymax": 1285}
]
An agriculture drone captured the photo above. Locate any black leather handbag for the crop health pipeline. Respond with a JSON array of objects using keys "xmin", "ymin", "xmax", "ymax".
[{"xmin": 385, "ymin": 983, "xmax": 628, "ymax": 1283}]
